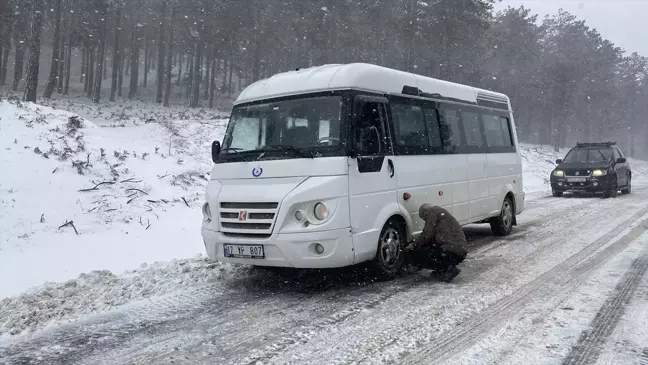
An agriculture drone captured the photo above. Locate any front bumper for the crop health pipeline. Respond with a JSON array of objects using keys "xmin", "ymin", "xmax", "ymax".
[
  {"xmin": 551, "ymin": 175, "xmax": 612, "ymax": 193},
  {"xmin": 201, "ymin": 227, "xmax": 355, "ymax": 268}
]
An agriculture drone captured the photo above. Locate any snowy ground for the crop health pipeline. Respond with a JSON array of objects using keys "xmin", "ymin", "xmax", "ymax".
[{"xmin": 2, "ymin": 99, "xmax": 648, "ymax": 364}]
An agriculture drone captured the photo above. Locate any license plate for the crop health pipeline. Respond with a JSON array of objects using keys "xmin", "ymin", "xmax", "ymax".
[
  {"xmin": 567, "ymin": 177, "xmax": 587, "ymax": 182},
  {"xmin": 223, "ymin": 244, "xmax": 265, "ymax": 259}
]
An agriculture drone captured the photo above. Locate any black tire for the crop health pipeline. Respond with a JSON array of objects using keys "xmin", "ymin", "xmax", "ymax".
[
  {"xmin": 372, "ymin": 219, "xmax": 406, "ymax": 280},
  {"xmin": 552, "ymin": 189, "xmax": 563, "ymax": 197},
  {"xmin": 603, "ymin": 177, "xmax": 618, "ymax": 198},
  {"xmin": 491, "ymin": 196, "xmax": 515, "ymax": 236},
  {"xmin": 621, "ymin": 175, "xmax": 631, "ymax": 194}
]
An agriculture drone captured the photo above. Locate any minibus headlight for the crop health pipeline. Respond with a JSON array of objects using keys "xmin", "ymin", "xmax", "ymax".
[
  {"xmin": 592, "ymin": 169, "xmax": 606, "ymax": 177},
  {"xmin": 553, "ymin": 170, "xmax": 564, "ymax": 177},
  {"xmin": 202, "ymin": 202, "xmax": 212, "ymax": 220},
  {"xmin": 313, "ymin": 202, "xmax": 328, "ymax": 220}
]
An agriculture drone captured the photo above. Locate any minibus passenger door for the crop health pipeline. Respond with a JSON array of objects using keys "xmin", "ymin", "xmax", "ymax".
[{"xmin": 348, "ymin": 95, "xmax": 399, "ymax": 263}]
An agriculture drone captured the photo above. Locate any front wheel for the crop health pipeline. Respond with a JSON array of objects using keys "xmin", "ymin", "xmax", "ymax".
[
  {"xmin": 603, "ymin": 177, "xmax": 618, "ymax": 198},
  {"xmin": 622, "ymin": 175, "xmax": 631, "ymax": 194},
  {"xmin": 372, "ymin": 219, "xmax": 406, "ymax": 280},
  {"xmin": 491, "ymin": 196, "xmax": 515, "ymax": 236}
]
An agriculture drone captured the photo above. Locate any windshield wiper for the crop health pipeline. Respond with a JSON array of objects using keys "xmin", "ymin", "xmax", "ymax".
[
  {"xmin": 259, "ymin": 145, "xmax": 315, "ymax": 159},
  {"xmin": 220, "ymin": 147, "xmax": 244, "ymax": 153}
]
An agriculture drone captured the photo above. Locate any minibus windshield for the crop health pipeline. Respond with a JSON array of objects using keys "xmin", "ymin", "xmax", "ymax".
[{"xmin": 221, "ymin": 95, "xmax": 343, "ymax": 159}]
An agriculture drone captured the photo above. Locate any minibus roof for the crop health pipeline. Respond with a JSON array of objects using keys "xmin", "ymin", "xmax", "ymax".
[{"xmin": 235, "ymin": 63, "xmax": 510, "ymax": 110}]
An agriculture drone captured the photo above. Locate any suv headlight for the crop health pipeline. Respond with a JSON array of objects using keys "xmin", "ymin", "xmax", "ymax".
[
  {"xmin": 592, "ymin": 169, "xmax": 607, "ymax": 177},
  {"xmin": 313, "ymin": 202, "xmax": 328, "ymax": 220},
  {"xmin": 553, "ymin": 170, "xmax": 564, "ymax": 177}
]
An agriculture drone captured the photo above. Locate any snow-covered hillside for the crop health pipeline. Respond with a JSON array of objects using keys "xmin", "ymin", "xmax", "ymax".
[
  {"xmin": 1, "ymin": 100, "xmax": 647, "ymax": 337},
  {"xmin": 0, "ymin": 99, "xmax": 230, "ymax": 299}
]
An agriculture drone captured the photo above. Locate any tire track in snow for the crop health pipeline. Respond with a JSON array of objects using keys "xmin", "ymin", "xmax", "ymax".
[
  {"xmin": 561, "ymin": 245, "xmax": 648, "ymax": 365},
  {"xmin": 402, "ymin": 206, "xmax": 648, "ymax": 365},
  {"xmin": 641, "ymin": 348, "xmax": 648, "ymax": 365},
  {"xmin": 241, "ymin": 194, "xmax": 647, "ymax": 364}
]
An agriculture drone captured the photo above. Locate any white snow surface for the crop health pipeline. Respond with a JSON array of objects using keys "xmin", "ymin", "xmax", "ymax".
[{"xmin": 1, "ymin": 99, "xmax": 648, "ymax": 339}]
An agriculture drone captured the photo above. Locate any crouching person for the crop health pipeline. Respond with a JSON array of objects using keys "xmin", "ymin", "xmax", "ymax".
[{"xmin": 406, "ymin": 204, "xmax": 468, "ymax": 282}]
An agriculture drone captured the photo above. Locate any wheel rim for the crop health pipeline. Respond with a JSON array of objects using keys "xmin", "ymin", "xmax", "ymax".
[
  {"xmin": 380, "ymin": 227, "xmax": 401, "ymax": 269},
  {"xmin": 502, "ymin": 200, "xmax": 513, "ymax": 228}
]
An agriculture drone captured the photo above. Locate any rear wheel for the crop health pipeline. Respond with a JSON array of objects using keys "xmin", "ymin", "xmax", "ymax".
[
  {"xmin": 372, "ymin": 219, "xmax": 406, "ymax": 280},
  {"xmin": 622, "ymin": 175, "xmax": 632, "ymax": 194},
  {"xmin": 491, "ymin": 196, "xmax": 515, "ymax": 236},
  {"xmin": 552, "ymin": 189, "xmax": 563, "ymax": 197}
]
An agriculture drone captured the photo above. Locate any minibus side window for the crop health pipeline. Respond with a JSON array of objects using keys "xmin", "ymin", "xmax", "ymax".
[{"xmin": 355, "ymin": 101, "xmax": 387, "ymax": 156}]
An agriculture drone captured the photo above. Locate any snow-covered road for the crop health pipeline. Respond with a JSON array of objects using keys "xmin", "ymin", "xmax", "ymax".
[{"xmin": 2, "ymin": 188, "xmax": 648, "ymax": 365}]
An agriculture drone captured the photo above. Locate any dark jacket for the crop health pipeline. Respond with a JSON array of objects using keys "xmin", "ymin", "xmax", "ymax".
[{"xmin": 411, "ymin": 204, "xmax": 468, "ymax": 258}]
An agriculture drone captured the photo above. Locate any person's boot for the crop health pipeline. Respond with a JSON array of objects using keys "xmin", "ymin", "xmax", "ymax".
[{"xmin": 441, "ymin": 265, "xmax": 461, "ymax": 283}]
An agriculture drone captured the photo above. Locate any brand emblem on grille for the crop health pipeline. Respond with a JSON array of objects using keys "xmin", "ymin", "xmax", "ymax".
[
  {"xmin": 252, "ymin": 167, "xmax": 263, "ymax": 177},
  {"xmin": 575, "ymin": 172, "xmax": 580, "ymax": 176},
  {"xmin": 238, "ymin": 211, "xmax": 248, "ymax": 221}
]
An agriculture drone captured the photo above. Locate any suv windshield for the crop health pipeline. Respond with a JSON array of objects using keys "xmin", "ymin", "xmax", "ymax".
[
  {"xmin": 221, "ymin": 96, "xmax": 343, "ymax": 159},
  {"xmin": 563, "ymin": 148, "xmax": 612, "ymax": 163}
]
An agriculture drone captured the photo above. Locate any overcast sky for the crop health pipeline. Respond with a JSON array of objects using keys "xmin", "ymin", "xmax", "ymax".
[{"xmin": 494, "ymin": 0, "xmax": 648, "ymax": 56}]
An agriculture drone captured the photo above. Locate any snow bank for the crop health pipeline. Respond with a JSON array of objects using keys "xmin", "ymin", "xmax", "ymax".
[
  {"xmin": 0, "ymin": 99, "xmax": 228, "ymax": 301},
  {"xmin": 0, "ymin": 258, "xmax": 248, "ymax": 336}
]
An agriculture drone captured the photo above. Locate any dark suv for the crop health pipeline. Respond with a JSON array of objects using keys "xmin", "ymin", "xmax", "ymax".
[{"xmin": 550, "ymin": 142, "xmax": 632, "ymax": 198}]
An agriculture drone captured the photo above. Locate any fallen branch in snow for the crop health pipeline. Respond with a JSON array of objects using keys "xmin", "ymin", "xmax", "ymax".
[
  {"xmin": 120, "ymin": 177, "xmax": 142, "ymax": 183},
  {"xmin": 158, "ymin": 172, "xmax": 169, "ymax": 179},
  {"xmin": 40, "ymin": 214, "xmax": 45, "ymax": 223},
  {"xmin": 181, "ymin": 197, "xmax": 190, "ymax": 207},
  {"xmin": 125, "ymin": 188, "xmax": 148, "ymax": 196},
  {"xmin": 147, "ymin": 199, "xmax": 169, "ymax": 204},
  {"xmin": 58, "ymin": 220, "xmax": 79, "ymax": 235},
  {"xmin": 146, "ymin": 219, "xmax": 151, "ymax": 230},
  {"xmin": 79, "ymin": 181, "xmax": 116, "ymax": 192}
]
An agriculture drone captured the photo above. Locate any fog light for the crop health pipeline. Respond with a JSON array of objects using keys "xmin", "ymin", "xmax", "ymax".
[
  {"xmin": 295, "ymin": 210, "xmax": 304, "ymax": 222},
  {"xmin": 593, "ymin": 181, "xmax": 599, "ymax": 187},
  {"xmin": 558, "ymin": 182, "xmax": 563, "ymax": 186},
  {"xmin": 314, "ymin": 243, "xmax": 324, "ymax": 255}
]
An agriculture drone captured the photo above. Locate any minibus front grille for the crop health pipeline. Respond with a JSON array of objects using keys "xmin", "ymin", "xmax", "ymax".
[
  {"xmin": 218, "ymin": 201, "xmax": 279, "ymax": 235},
  {"xmin": 564, "ymin": 169, "xmax": 592, "ymax": 176},
  {"xmin": 222, "ymin": 232, "xmax": 272, "ymax": 239}
]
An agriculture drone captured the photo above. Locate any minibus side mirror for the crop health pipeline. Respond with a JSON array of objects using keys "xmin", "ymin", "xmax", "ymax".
[
  {"xmin": 555, "ymin": 159, "xmax": 563, "ymax": 164},
  {"xmin": 211, "ymin": 141, "xmax": 221, "ymax": 163},
  {"xmin": 616, "ymin": 157, "xmax": 626, "ymax": 164}
]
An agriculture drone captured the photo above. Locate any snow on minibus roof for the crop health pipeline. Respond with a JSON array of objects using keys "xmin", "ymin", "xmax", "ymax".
[{"xmin": 235, "ymin": 63, "xmax": 510, "ymax": 107}]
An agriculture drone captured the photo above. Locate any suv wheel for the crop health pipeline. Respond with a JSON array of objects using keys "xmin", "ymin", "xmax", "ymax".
[
  {"xmin": 372, "ymin": 219, "xmax": 406, "ymax": 280},
  {"xmin": 491, "ymin": 196, "xmax": 515, "ymax": 236},
  {"xmin": 622, "ymin": 175, "xmax": 632, "ymax": 194},
  {"xmin": 603, "ymin": 177, "xmax": 618, "ymax": 198}
]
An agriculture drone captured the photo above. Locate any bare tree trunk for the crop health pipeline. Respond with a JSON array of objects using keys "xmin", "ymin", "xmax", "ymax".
[
  {"xmin": 128, "ymin": 19, "xmax": 139, "ymax": 99},
  {"xmin": 23, "ymin": 0, "xmax": 44, "ymax": 102},
  {"xmin": 221, "ymin": 58, "xmax": 227, "ymax": 92},
  {"xmin": 143, "ymin": 36, "xmax": 148, "ymax": 87},
  {"xmin": 209, "ymin": 48, "xmax": 216, "ymax": 108},
  {"xmin": 83, "ymin": 47, "xmax": 90, "ymax": 93},
  {"xmin": 57, "ymin": 35, "xmax": 65, "ymax": 92},
  {"xmin": 163, "ymin": 6, "xmax": 174, "ymax": 107},
  {"xmin": 11, "ymin": 42, "xmax": 25, "ymax": 91},
  {"xmin": 203, "ymin": 51, "xmax": 210, "ymax": 100},
  {"xmin": 176, "ymin": 51, "xmax": 182, "ymax": 86},
  {"xmin": 93, "ymin": 10, "xmax": 107, "ymax": 103},
  {"xmin": 63, "ymin": 41, "xmax": 71, "ymax": 94},
  {"xmin": 156, "ymin": 0, "xmax": 166, "ymax": 103},
  {"xmin": 81, "ymin": 47, "xmax": 86, "ymax": 84},
  {"xmin": 110, "ymin": 8, "xmax": 121, "ymax": 101},
  {"xmin": 0, "ymin": 22, "xmax": 9, "ymax": 86},
  {"xmin": 187, "ymin": 52, "xmax": 193, "ymax": 98},
  {"xmin": 118, "ymin": 45, "xmax": 124, "ymax": 96},
  {"xmin": 228, "ymin": 54, "xmax": 234, "ymax": 97},
  {"xmin": 86, "ymin": 47, "xmax": 95, "ymax": 98},
  {"xmin": 189, "ymin": 41, "xmax": 202, "ymax": 107},
  {"xmin": 43, "ymin": 0, "xmax": 62, "ymax": 99}
]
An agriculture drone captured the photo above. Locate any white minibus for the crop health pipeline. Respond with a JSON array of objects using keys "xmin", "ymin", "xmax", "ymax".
[{"xmin": 201, "ymin": 63, "xmax": 524, "ymax": 278}]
